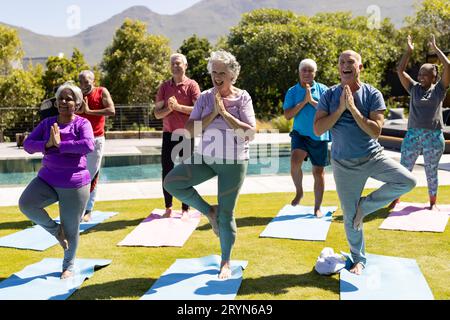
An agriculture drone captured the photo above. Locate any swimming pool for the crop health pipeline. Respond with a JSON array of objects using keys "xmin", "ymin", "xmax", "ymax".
[{"xmin": 0, "ymin": 144, "xmax": 332, "ymax": 186}]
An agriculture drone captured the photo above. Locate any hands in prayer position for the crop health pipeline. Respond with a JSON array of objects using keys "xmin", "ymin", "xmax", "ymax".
[
  {"xmin": 214, "ymin": 90, "xmax": 227, "ymax": 117},
  {"xmin": 304, "ymin": 84, "xmax": 317, "ymax": 105},
  {"xmin": 46, "ymin": 123, "xmax": 61, "ymax": 149}
]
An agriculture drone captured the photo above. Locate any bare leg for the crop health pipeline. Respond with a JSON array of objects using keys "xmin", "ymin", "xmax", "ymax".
[
  {"xmin": 312, "ymin": 165, "xmax": 325, "ymax": 218},
  {"xmin": 219, "ymin": 260, "xmax": 232, "ymax": 279},
  {"xmin": 388, "ymin": 198, "xmax": 400, "ymax": 210},
  {"xmin": 60, "ymin": 270, "xmax": 73, "ymax": 279},
  {"xmin": 162, "ymin": 207, "xmax": 172, "ymax": 218},
  {"xmin": 290, "ymin": 149, "xmax": 307, "ymax": 206},
  {"xmin": 181, "ymin": 208, "xmax": 190, "ymax": 220},
  {"xmin": 82, "ymin": 209, "xmax": 92, "ymax": 222},
  {"xmin": 429, "ymin": 195, "xmax": 439, "ymax": 211}
]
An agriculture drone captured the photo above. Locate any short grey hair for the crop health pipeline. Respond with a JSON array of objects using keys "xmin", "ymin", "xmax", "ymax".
[
  {"xmin": 171, "ymin": 53, "xmax": 188, "ymax": 65},
  {"xmin": 55, "ymin": 81, "xmax": 84, "ymax": 109},
  {"xmin": 78, "ymin": 70, "xmax": 95, "ymax": 80},
  {"xmin": 299, "ymin": 59, "xmax": 317, "ymax": 72},
  {"xmin": 207, "ymin": 50, "xmax": 241, "ymax": 84}
]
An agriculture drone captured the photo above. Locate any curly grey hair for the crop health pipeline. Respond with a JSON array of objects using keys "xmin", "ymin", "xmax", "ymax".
[
  {"xmin": 55, "ymin": 81, "xmax": 84, "ymax": 110},
  {"xmin": 207, "ymin": 50, "xmax": 241, "ymax": 84}
]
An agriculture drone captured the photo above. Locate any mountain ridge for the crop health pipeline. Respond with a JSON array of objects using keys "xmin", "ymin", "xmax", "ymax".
[{"xmin": 2, "ymin": 0, "xmax": 417, "ymax": 65}]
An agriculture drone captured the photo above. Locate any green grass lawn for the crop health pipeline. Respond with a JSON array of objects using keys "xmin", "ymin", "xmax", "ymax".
[{"xmin": 0, "ymin": 186, "xmax": 449, "ymax": 300}]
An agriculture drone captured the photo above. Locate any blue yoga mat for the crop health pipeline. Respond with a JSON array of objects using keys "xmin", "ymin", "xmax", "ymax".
[
  {"xmin": 0, "ymin": 258, "xmax": 111, "ymax": 300},
  {"xmin": 0, "ymin": 211, "xmax": 118, "ymax": 251},
  {"xmin": 260, "ymin": 205, "xmax": 337, "ymax": 241},
  {"xmin": 340, "ymin": 253, "xmax": 434, "ymax": 300},
  {"xmin": 141, "ymin": 255, "xmax": 248, "ymax": 300}
]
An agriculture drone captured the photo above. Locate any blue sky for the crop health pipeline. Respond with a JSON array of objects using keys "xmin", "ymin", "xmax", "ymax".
[{"xmin": 0, "ymin": 0, "xmax": 202, "ymax": 37}]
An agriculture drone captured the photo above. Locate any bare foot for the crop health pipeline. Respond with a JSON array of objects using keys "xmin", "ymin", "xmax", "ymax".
[
  {"xmin": 388, "ymin": 198, "xmax": 400, "ymax": 210},
  {"xmin": 181, "ymin": 210, "xmax": 190, "ymax": 220},
  {"xmin": 218, "ymin": 261, "xmax": 232, "ymax": 279},
  {"xmin": 162, "ymin": 207, "xmax": 172, "ymax": 218},
  {"xmin": 349, "ymin": 262, "xmax": 364, "ymax": 275},
  {"xmin": 82, "ymin": 210, "xmax": 92, "ymax": 222},
  {"xmin": 206, "ymin": 205, "xmax": 220, "ymax": 237},
  {"xmin": 314, "ymin": 208, "xmax": 323, "ymax": 218},
  {"xmin": 55, "ymin": 224, "xmax": 68, "ymax": 251},
  {"xmin": 291, "ymin": 191, "xmax": 303, "ymax": 206},
  {"xmin": 430, "ymin": 204, "xmax": 439, "ymax": 211},
  {"xmin": 60, "ymin": 269, "xmax": 73, "ymax": 279},
  {"xmin": 353, "ymin": 197, "xmax": 365, "ymax": 231}
]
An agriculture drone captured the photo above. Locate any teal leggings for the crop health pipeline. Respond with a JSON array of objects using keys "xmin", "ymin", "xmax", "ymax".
[
  {"xmin": 18, "ymin": 177, "xmax": 90, "ymax": 272},
  {"xmin": 164, "ymin": 154, "xmax": 248, "ymax": 261}
]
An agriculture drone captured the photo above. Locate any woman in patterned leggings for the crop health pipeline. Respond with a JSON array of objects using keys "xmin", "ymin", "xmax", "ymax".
[{"xmin": 393, "ymin": 34, "xmax": 449, "ymax": 210}]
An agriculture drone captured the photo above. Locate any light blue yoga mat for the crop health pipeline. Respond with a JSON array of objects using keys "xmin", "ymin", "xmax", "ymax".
[
  {"xmin": 0, "ymin": 258, "xmax": 111, "ymax": 300},
  {"xmin": 260, "ymin": 205, "xmax": 337, "ymax": 241},
  {"xmin": 340, "ymin": 253, "xmax": 434, "ymax": 300},
  {"xmin": 0, "ymin": 211, "xmax": 118, "ymax": 251},
  {"xmin": 141, "ymin": 255, "xmax": 248, "ymax": 300}
]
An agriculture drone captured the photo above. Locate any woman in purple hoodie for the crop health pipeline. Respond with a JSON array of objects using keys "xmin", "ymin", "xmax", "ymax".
[{"xmin": 19, "ymin": 81, "xmax": 94, "ymax": 279}]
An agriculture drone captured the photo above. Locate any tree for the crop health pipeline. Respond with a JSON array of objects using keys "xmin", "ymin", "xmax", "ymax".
[
  {"xmin": 401, "ymin": 0, "xmax": 450, "ymax": 66},
  {"xmin": 0, "ymin": 67, "xmax": 44, "ymax": 108},
  {"xmin": 213, "ymin": 36, "xmax": 229, "ymax": 51},
  {"xmin": 0, "ymin": 66, "xmax": 44, "ymax": 140},
  {"xmin": 227, "ymin": 9, "xmax": 399, "ymax": 119},
  {"xmin": 0, "ymin": 25, "xmax": 44, "ymax": 141},
  {"xmin": 101, "ymin": 19, "xmax": 171, "ymax": 105},
  {"xmin": 178, "ymin": 34, "xmax": 212, "ymax": 91},
  {"xmin": 0, "ymin": 25, "xmax": 23, "ymax": 76},
  {"xmin": 41, "ymin": 48, "xmax": 90, "ymax": 98}
]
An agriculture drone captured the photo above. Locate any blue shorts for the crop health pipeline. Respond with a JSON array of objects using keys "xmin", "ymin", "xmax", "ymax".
[{"xmin": 289, "ymin": 131, "xmax": 330, "ymax": 167}]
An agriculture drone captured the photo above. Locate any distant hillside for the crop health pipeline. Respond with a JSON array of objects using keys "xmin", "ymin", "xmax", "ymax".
[{"xmin": 3, "ymin": 0, "xmax": 418, "ymax": 65}]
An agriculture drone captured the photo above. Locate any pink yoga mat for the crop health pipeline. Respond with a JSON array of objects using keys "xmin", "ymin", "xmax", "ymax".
[
  {"xmin": 379, "ymin": 202, "xmax": 449, "ymax": 232},
  {"xmin": 118, "ymin": 209, "xmax": 202, "ymax": 247}
]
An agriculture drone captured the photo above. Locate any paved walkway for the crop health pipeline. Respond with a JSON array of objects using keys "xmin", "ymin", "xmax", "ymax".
[{"xmin": 1, "ymin": 134, "xmax": 450, "ymax": 207}]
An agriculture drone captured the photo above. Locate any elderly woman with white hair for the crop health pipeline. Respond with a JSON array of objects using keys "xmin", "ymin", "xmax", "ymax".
[
  {"xmin": 19, "ymin": 81, "xmax": 94, "ymax": 279},
  {"xmin": 164, "ymin": 50, "xmax": 256, "ymax": 279},
  {"xmin": 283, "ymin": 58, "xmax": 330, "ymax": 217}
]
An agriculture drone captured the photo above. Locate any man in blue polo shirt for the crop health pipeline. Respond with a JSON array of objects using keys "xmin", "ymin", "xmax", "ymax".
[
  {"xmin": 283, "ymin": 58, "xmax": 330, "ymax": 218},
  {"xmin": 314, "ymin": 50, "xmax": 416, "ymax": 275}
]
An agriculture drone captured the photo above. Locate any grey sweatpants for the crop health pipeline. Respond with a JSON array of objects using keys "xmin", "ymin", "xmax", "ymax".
[
  {"xmin": 18, "ymin": 177, "xmax": 90, "ymax": 272},
  {"xmin": 331, "ymin": 149, "xmax": 416, "ymax": 266}
]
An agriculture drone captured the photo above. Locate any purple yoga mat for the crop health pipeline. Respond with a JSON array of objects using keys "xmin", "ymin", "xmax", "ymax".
[
  {"xmin": 379, "ymin": 202, "xmax": 449, "ymax": 232},
  {"xmin": 118, "ymin": 209, "xmax": 202, "ymax": 247}
]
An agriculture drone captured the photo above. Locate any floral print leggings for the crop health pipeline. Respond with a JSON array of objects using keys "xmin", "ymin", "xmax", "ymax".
[{"xmin": 400, "ymin": 128, "xmax": 445, "ymax": 196}]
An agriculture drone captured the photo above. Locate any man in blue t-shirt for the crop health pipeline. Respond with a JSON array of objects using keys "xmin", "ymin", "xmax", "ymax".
[
  {"xmin": 283, "ymin": 58, "xmax": 330, "ymax": 217},
  {"xmin": 314, "ymin": 50, "xmax": 417, "ymax": 275}
]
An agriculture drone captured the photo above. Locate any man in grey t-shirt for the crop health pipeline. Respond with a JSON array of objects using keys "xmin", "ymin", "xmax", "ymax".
[{"xmin": 314, "ymin": 50, "xmax": 417, "ymax": 275}]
